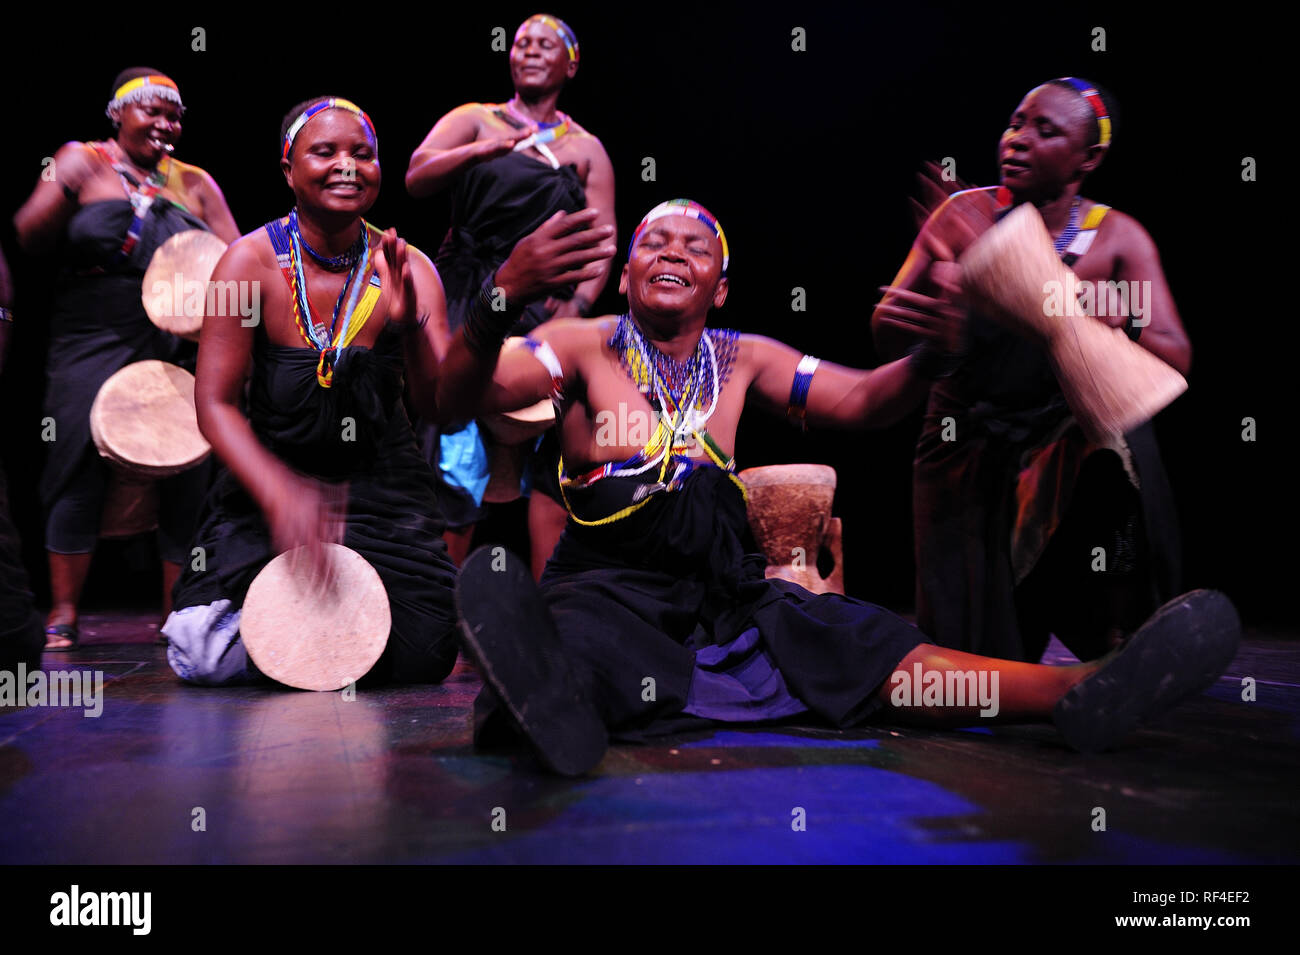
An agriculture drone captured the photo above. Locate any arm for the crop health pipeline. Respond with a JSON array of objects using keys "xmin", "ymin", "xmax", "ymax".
[
  {"xmin": 190, "ymin": 169, "xmax": 241, "ymax": 244},
  {"xmin": 746, "ymin": 335, "xmax": 933, "ymax": 430},
  {"xmin": 193, "ymin": 241, "xmax": 332, "ymax": 554},
  {"xmin": 1110, "ymin": 214, "xmax": 1191, "ymax": 376},
  {"xmin": 13, "ymin": 142, "xmax": 98, "ymax": 254},
  {"xmin": 435, "ymin": 209, "xmax": 615, "ymax": 424},
  {"xmin": 568, "ymin": 140, "xmax": 616, "ymax": 315},
  {"xmin": 375, "ymin": 231, "xmax": 451, "ymax": 422},
  {"xmin": 405, "ymin": 105, "xmax": 522, "ymax": 199}
]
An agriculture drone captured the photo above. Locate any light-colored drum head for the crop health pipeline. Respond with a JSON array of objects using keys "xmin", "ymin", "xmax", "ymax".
[
  {"xmin": 241, "ymin": 543, "xmax": 391, "ymax": 692},
  {"xmin": 142, "ymin": 229, "xmax": 229, "ymax": 340},
  {"xmin": 90, "ymin": 360, "xmax": 210, "ymax": 477}
]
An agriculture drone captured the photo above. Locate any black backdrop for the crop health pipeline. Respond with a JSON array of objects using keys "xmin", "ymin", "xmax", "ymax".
[{"xmin": 0, "ymin": 3, "xmax": 1290, "ymax": 625}]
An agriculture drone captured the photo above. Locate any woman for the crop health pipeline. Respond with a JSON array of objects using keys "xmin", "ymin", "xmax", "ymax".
[
  {"xmin": 13, "ymin": 68, "xmax": 240, "ymax": 650},
  {"xmin": 406, "ymin": 12, "xmax": 616, "ymax": 575},
  {"xmin": 872, "ymin": 78, "xmax": 1190, "ymax": 663}
]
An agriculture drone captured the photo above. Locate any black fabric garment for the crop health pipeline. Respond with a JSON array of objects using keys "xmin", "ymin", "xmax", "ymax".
[
  {"xmin": 479, "ymin": 466, "xmax": 926, "ymax": 740},
  {"xmin": 421, "ymin": 151, "xmax": 585, "ymax": 527},
  {"xmin": 171, "ymin": 325, "xmax": 460, "ymax": 684},
  {"xmin": 0, "ymin": 464, "xmax": 43, "ymax": 675},
  {"xmin": 41, "ymin": 198, "xmax": 209, "ymax": 551},
  {"xmin": 913, "ymin": 312, "xmax": 1181, "ymax": 663}
]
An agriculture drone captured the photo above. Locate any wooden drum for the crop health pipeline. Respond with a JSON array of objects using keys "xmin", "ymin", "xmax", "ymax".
[{"xmin": 739, "ymin": 464, "xmax": 845, "ymax": 595}]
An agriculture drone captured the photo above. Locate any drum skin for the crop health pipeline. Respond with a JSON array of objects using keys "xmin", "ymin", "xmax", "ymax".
[{"xmin": 90, "ymin": 360, "xmax": 210, "ymax": 478}]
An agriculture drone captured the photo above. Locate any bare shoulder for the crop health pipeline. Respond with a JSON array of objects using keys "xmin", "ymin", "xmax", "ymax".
[
  {"xmin": 564, "ymin": 118, "xmax": 610, "ymax": 158},
  {"xmin": 535, "ymin": 315, "xmax": 614, "ymax": 346},
  {"xmin": 217, "ymin": 228, "xmax": 275, "ymax": 275},
  {"xmin": 171, "ymin": 158, "xmax": 221, "ymax": 190}
]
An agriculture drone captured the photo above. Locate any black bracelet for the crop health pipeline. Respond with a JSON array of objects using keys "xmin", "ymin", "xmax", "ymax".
[{"xmin": 462, "ymin": 273, "xmax": 525, "ymax": 357}]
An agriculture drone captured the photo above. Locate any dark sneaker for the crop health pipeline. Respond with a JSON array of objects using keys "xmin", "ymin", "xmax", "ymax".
[
  {"xmin": 1053, "ymin": 589, "xmax": 1241, "ymax": 753},
  {"xmin": 454, "ymin": 545, "xmax": 607, "ymax": 776}
]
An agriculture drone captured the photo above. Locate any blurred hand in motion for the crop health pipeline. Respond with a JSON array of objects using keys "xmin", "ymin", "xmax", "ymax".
[{"xmin": 494, "ymin": 208, "xmax": 615, "ymax": 306}]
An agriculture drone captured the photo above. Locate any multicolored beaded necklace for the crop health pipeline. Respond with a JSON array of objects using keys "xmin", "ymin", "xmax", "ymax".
[{"xmin": 285, "ymin": 209, "xmax": 375, "ymax": 387}]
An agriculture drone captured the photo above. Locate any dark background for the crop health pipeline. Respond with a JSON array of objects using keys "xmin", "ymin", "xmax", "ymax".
[{"xmin": 0, "ymin": 4, "xmax": 1290, "ymax": 624}]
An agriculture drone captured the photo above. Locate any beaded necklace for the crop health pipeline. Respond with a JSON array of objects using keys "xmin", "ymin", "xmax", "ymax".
[
  {"xmin": 291, "ymin": 208, "xmax": 365, "ymax": 271},
  {"xmin": 286, "ymin": 210, "xmax": 374, "ymax": 387}
]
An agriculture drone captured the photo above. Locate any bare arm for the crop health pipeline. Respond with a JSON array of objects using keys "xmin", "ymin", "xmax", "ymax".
[
  {"xmin": 568, "ymin": 139, "xmax": 616, "ymax": 315},
  {"xmin": 375, "ymin": 232, "xmax": 451, "ymax": 422},
  {"xmin": 746, "ymin": 335, "xmax": 932, "ymax": 430},
  {"xmin": 190, "ymin": 169, "xmax": 241, "ymax": 244},
  {"xmin": 1110, "ymin": 214, "xmax": 1191, "ymax": 376},
  {"xmin": 435, "ymin": 209, "xmax": 615, "ymax": 424},
  {"xmin": 405, "ymin": 105, "xmax": 522, "ymax": 199},
  {"xmin": 13, "ymin": 142, "xmax": 97, "ymax": 254}
]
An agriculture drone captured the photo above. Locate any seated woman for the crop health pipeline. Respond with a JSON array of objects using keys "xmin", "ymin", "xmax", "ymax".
[
  {"xmin": 163, "ymin": 96, "xmax": 608, "ymax": 687},
  {"xmin": 13, "ymin": 67, "xmax": 240, "ymax": 650}
]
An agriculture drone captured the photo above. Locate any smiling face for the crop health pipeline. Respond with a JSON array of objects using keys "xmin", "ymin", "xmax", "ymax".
[
  {"xmin": 510, "ymin": 19, "xmax": 577, "ymax": 93},
  {"xmin": 281, "ymin": 109, "xmax": 379, "ymax": 217},
  {"xmin": 620, "ymin": 215, "xmax": 729, "ymax": 324},
  {"xmin": 998, "ymin": 84, "xmax": 1103, "ymax": 197},
  {"xmin": 114, "ymin": 94, "xmax": 183, "ymax": 166}
]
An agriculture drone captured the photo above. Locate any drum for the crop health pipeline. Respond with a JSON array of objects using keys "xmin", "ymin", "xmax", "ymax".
[
  {"xmin": 479, "ymin": 337, "xmax": 557, "ymax": 505},
  {"xmin": 739, "ymin": 464, "xmax": 845, "ymax": 595},
  {"xmin": 958, "ymin": 203, "xmax": 1188, "ymax": 443},
  {"xmin": 90, "ymin": 360, "xmax": 210, "ymax": 478},
  {"xmin": 240, "ymin": 543, "xmax": 391, "ymax": 691},
  {"xmin": 142, "ymin": 229, "xmax": 229, "ymax": 340}
]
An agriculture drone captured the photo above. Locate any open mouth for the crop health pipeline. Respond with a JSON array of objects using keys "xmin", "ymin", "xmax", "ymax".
[
  {"xmin": 649, "ymin": 274, "xmax": 690, "ymax": 288},
  {"xmin": 325, "ymin": 182, "xmax": 363, "ymax": 194}
]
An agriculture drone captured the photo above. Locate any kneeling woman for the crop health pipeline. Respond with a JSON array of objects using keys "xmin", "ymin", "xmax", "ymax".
[{"xmin": 163, "ymin": 98, "xmax": 461, "ymax": 685}]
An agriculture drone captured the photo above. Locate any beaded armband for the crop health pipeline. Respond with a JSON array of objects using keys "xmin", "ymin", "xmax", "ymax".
[
  {"xmin": 522, "ymin": 338, "xmax": 566, "ymax": 404},
  {"xmin": 787, "ymin": 354, "xmax": 820, "ymax": 425},
  {"xmin": 0, "ymin": 307, "xmax": 13, "ymax": 323}
]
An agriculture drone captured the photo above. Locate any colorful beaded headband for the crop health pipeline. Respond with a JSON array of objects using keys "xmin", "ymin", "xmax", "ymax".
[
  {"xmin": 630, "ymin": 199, "xmax": 730, "ymax": 275},
  {"xmin": 521, "ymin": 14, "xmax": 579, "ymax": 62},
  {"xmin": 282, "ymin": 98, "xmax": 377, "ymax": 160},
  {"xmin": 1055, "ymin": 77, "xmax": 1111, "ymax": 147},
  {"xmin": 106, "ymin": 75, "xmax": 182, "ymax": 117}
]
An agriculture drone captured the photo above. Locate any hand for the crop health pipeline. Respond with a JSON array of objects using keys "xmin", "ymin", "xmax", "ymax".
[
  {"xmin": 263, "ymin": 473, "xmax": 347, "ymax": 591},
  {"xmin": 909, "ymin": 159, "xmax": 975, "ymax": 230},
  {"xmin": 494, "ymin": 208, "xmax": 615, "ymax": 306},
  {"xmin": 477, "ymin": 135, "xmax": 527, "ymax": 161},
  {"xmin": 877, "ymin": 265, "xmax": 969, "ymax": 358},
  {"xmin": 376, "ymin": 229, "xmax": 417, "ymax": 324}
]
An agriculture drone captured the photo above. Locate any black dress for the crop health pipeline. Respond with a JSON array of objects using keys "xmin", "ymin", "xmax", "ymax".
[
  {"xmin": 165, "ymin": 324, "xmax": 461, "ymax": 686},
  {"xmin": 42, "ymin": 198, "xmax": 210, "ymax": 560},
  {"xmin": 475, "ymin": 465, "xmax": 926, "ymax": 740},
  {"xmin": 422, "ymin": 151, "xmax": 586, "ymax": 527},
  {"xmin": 913, "ymin": 311, "xmax": 1181, "ymax": 663}
]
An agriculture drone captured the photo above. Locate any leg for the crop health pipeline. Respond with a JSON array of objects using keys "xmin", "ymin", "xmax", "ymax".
[
  {"xmin": 878, "ymin": 642, "xmax": 1098, "ymax": 725},
  {"xmin": 881, "ymin": 590, "xmax": 1241, "ymax": 752},
  {"xmin": 528, "ymin": 491, "xmax": 567, "ymax": 581},
  {"xmin": 160, "ymin": 560, "xmax": 182, "ymax": 621},
  {"xmin": 46, "ymin": 551, "xmax": 93, "ymax": 645}
]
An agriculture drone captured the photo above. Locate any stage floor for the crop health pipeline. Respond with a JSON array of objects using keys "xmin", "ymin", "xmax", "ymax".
[{"xmin": 3, "ymin": 612, "xmax": 1297, "ymax": 864}]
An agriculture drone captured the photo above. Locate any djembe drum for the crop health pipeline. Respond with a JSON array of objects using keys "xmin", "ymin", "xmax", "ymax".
[
  {"xmin": 241, "ymin": 543, "xmax": 391, "ymax": 691},
  {"xmin": 90, "ymin": 360, "xmax": 210, "ymax": 539},
  {"xmin": 141, "ymin": 229, "xmax": 229, "ymax": 341},
  {"xmin": 739, "ymin": 464, "xmax": 845, "ymax": 595},
  {"xmin": 958, "ymin": 203, "xmax": 1187, "ymax": 443},
  {"xmin": 479, "ymin": 337, "xmax": 557, "ymax": 504}
]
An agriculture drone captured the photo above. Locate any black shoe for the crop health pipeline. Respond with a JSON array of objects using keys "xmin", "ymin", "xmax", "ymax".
[
  {"xmin": 454, "ymin": 546, "xmax": 607, "ymax": 776},
  {"xmin": 1053, "ymin": 589, "xmax": 1241, "ymax": 753}
]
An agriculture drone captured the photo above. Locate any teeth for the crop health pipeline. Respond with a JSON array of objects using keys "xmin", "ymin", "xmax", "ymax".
[{"xmin": 652, "ymin": 275, "xmax": 687, "ymax": 286}]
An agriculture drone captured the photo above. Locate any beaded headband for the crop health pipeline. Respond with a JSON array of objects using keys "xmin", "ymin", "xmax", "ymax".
[
  {"xmin": 520, "ymin": 14, "xmax": 579, "ymax": 63},
  {"xmin": 1054, "ymin": 77, "xmax": 1111, "ymax": 148},
  {"xmin": 282, "ymin": 98, "xmax": 377, "ymax": 160},
  {"xmin": 106, "ymin": 75, "xmax": 183, "ymax": 118},
  {"xmin": 629, "ymin": 199, "xmax": 730, "ymax": 275}
]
